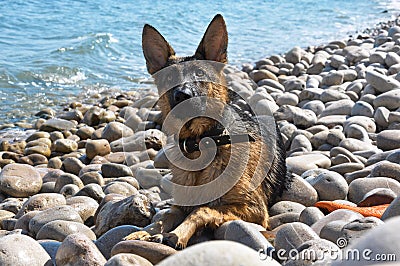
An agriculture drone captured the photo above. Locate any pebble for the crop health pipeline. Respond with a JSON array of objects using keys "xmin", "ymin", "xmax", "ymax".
[
  {"xmin": 75, "ymin": 183, "xmax": 105, "ymax": 202},
  {"xmin": 299, "ymin": 206, "xmax": 325, "ymax": 226},
  {"xmin": 101, "ymin": 163, "xmax": 133, "ymax": 178},
  {"xmin": 15, "ymin": 193, "xmax": 66, "ymax": 218},
  {"xmin": 80, "ymin": 171, "xmax": 104, "ymax": 186},
  {"xmin": 339, "ymin": 217, "xmax": 384, "ymax": 247},
  {"xmin": 85, "ymin": 139, "xmax": 111, "ymax": 160},
  {"xmin": 357, "ymin": 188, "xmax": 397, "ymax": 207},
  {"xmin": 302, "ymin": 100, "xmax": 325, "ymax": 116},
  {"xmin": 61, "ymin": 157, "xmax": 85, "ymax": 175},
  {"xmin": 222, "ymin": 220, "xmax": 273, "ymax": 252},
  {"xmin": 311, "ymin": 209, "xmax": 364, "ymax": 235},
  {"xmin": 269, "ymin": 213, "xmax": 300, "ymax": 230},
  {"xmin": 319, "ymin": 220, "xmax": 348, "ymax": 243},
  {"xmin": 101, "ymin": 122, "xmax": 134, "ymax": 143},
  {"xmin": 105, "ymin": 253, "xmax": 153, "ymax": 266},
  {"xmin": 111, "ymin": 240, "xmax": 177, "ymax": 265},
  {"xmin": 351, "ymin": 100, "xmax": 374, "ymax": 117},
  {"xmin": 369, "ymin": 160, "xmax": 400, "ymax": 181},
  {"xmin": 36, "ymin": 220, "xmax": 96, "ymax": 241},
  {"xmin": 365, "ymin": 70, "xmax": 400, "ymax": 93},
  {"xmin": 53, "ymin": 139, "xmax": 78, "ymax": 153},
  {"xmin": 284, "ymin": 238, "xmax": 341, "ymax": 265},
  {"xmin": 377, "ymin": 130, "xmax": 400, "ymax": 150},
  {"xmin": 55, "ymin": 233, "xmax": 107, "ymax": 266},
  {"xmin": 278, "ymin": 174, "xmax": 318, "ymax": 206},
  {"xmin": 381, "ymin": 195, "xmax": 400, "ymax": 220},
  {"xmin": 104, "ymin": 182, "xmax": 138, "ymax": 196},
  {"xmin": 348, "ymin": 177, "xmax": 400, "ymax": 203},
  {"xmin": 39, "ymin": 118, "xmax": 76, "ymax": 132},
  {"xmin": 0, "ymin": 164, "xmax": 42, "ymax": 197},
  {"xmin": 286, "ymin": 153, "xmax": 331, "ymax": 175},
  {"xmin": 157, "ymin": 240, "xmax": 280, "ymax": 266},
  {"xmin": 54, "ymin": 173, "xmax": 84, "ymax": 193},
  {"xmin": 66, "ymin": 195, "xmax": 99, "ymax": 224},
  {"xmin": 29, "ymin": 205, "xmax": 83, "ymax": 237},
  {"xmin": 0, "ymin": 234, "xmax": 52, "ymax": 265},
  {"xmin": 332, "ymin": 216, "xmax": 400, "ymax": 266},
  {"xmin": 373, "ymin": 89, "xmax": 400, "ymax": 110},
  {"xmin": 94, "ymin": 194, "xmax": 154, "ymax": 237},
  {"xmin": 308, "ymin": 171, "xmax": 348, "ymax": 200},
  {"xmin": 320, "ymin": 99, "xmax": 354, "ymax": 117},
  {"xmin": 274, "ymin": 222, "xmax": 319, "ymax": 253},
  {"xmin": 270, "ymin": 201, "xmax": 306, "ymax": 216},
  {"xmin": 95, "ymin": 225, "xmax": 141, "ymax": 259}
]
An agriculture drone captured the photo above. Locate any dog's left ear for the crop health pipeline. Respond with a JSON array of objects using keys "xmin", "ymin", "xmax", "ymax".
[{"xmin": 195, "ymin": 14, "xmax": 228, "ymax": 63}]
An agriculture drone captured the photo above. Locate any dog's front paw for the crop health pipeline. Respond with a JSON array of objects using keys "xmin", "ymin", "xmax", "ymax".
[
  {"xmin": 161, "ymin": 232, "xmax": 187, "ymax": 250},
  {"xmin": 123, "ymin": 231, "xmax": 151, "ymax": 241}
]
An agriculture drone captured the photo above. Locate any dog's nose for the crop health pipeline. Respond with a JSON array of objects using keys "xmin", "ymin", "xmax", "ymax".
[{"xmin": 173, "ymin": 88, "xmax": 193, "ymax": 105}]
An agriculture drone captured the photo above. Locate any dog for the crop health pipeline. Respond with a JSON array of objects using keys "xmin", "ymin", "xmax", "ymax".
[{"xmin": 124, "ymin": 14, "xmax": 287, "ymax": 249}]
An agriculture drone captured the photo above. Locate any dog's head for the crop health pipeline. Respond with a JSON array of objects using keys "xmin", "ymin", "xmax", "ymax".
[{"xmin": 142, "ymin": 14, "xmax": 229, "ymax": 139}]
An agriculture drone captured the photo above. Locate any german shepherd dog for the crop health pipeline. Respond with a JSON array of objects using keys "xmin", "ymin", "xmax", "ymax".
[{"xmin": 124, "ymin": 14, "xmax": 287, "ymax": 249}]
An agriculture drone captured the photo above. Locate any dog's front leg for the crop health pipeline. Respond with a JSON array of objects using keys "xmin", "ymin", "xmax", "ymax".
[
  {"xmin": 123, "ymin": 206, "xmax": 185, "ymax": 241},
  {"xmin": 161, "ymin": 205, "xmax": 245, "ymax": 249}
]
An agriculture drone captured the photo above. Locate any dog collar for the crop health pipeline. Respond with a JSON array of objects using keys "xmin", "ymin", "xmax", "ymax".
[{"xmin": 179, "ymin": 132, "xmax": 255, "ymax": 153}]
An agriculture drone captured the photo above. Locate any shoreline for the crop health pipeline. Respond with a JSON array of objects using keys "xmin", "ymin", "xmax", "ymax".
[{"xmin": 0, "ymin": 15, "xmax": 400, "ymax": 265}]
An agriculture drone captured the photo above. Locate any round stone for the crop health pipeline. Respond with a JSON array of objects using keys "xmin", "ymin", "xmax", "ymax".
[
  {"xmin": 299, "ymin": 207, "xmax": 325, "ymax": 226},
  {"xmin": 85, "ymin": 139, "xmax": 111, "ymax": 160},
  {"xmin": 105, "ymin": 253, "xmax": 153, "ymax": 266},
  {"xmin": 56, "ymin": 233, "xmax": 106, "ymax": 266},
  {"xmin": 0, "ymin": 164, "xmax": 42, "ymax": 197},
  {"xmin": 0, "ymin": 234, "xmax": 51, "ymax": 265},
  {"xmin": 53, "ymin": 139, "xmax": 78, "ymax": 153},
  {"xmin": 157, "ymin": 240, "xmax": 280, "ymax": 266},
  {"xmin": 29, "ymin": 205, "xmax": 83, "ymax": 237},
  {"xmin": 308, "ymin": 171, "xmax": 348, "ymax": 201},
  {"xmin": 274, "ymin": 222, "xmax": 319, "ymax": 253},
  {"xmin": 37, "ymin": 220, "xmax": 96, "ymax": 241},
  {"xmin": 96, "ymin": 225, "xmax": 141, "ymax": 259},
  {"xmin": 111, "ymin": 240, "xmax": 177, "ymax": 265},
  {"xmin": 348, "ymin": 177, "xmax": 400, "ymax": 203},
  {"xmin": 377, "ymin": 130, "xmax": 400, "ymax": 150},
  {"xmin": 16, "ymin": 193, "xmax": 66, "ymax": 218}
]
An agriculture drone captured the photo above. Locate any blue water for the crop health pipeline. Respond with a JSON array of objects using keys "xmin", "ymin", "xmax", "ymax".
[{"xmin": 1, "ymin": 0, "xmax": 399, "ymax": 123}]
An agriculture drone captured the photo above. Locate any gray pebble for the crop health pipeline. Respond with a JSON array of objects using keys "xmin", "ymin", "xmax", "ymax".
[
  {"xmin": 274, "ymin": 222, "xmax": 319, "ymax": 253},
  {"xmin": 381, "ymin": 195, "xmax": 400, "ymax": 220},
  {"xmin": 299, "ymin": 207, "xmax": 325, "ymax": 226},
  {"xmin": 348, "ymin": 177, "xmax": 400, "ymax": 204},
  {"xmin": 37, "ymin": 220, "xmax": 96, "ymax": 242},
  {"xmin": 278, "ymin": 174, "xmax": 318, "ymax": 206},
  {"xmin": 0, "ymin": 234, "xmax": 52, "ymax": 265},
  {"xmin": 105, "ymin": 253, "xmax": 153, "ymax": 266},
  {"xmin": 311, "ymin": 209, "xmax": 363, "ymax": 235},
  {"xmin": 29, "ymin": 205, "xmax": 83, "ymax": 237},
  {"xmin": 377, "ymin": 130, "xmax": 400, "ymax": 150},
  {"xmin": 224, "ymin": 220, "xmax": 272, "ymax": 251},
  {"xmin": 56, "ymin": 233, "xmax": 107, "ymax": 266},
  {"xmin": 0, "ymin": 164, "xmax": 42, "ymax": 197},
  {"xmin": 308, "ymin": 171, "xmax": 348, "ymax": 200},
  {"xmin": 96, "ymin": 225, "xmax": 141, "ymax": 259},
  {"xmin": 159, "ymin": 240, "xmax": 279, "ymax": 266}
]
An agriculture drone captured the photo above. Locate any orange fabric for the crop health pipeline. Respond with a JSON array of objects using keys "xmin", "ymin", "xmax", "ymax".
[{"xmin": 315, "ymin": 201, "xmax": 389, "ymax": 219}]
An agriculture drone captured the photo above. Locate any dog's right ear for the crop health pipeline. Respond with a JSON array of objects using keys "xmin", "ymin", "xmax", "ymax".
[{"xmin": 142, "ymin": 24, "xmax": 176, "ymax": 74}]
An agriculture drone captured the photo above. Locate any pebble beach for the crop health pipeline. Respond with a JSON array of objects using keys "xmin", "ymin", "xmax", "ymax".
[{"xmin": 1, "ymin": 15, "xmax": 400, "ymax": 266}]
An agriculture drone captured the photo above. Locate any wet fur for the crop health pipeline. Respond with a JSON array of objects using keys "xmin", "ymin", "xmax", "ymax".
[{"xmin": 124, "ymin": 14, "xmax": 287, "ymax": 249}]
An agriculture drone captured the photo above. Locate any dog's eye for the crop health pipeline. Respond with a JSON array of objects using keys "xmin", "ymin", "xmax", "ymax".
[{"xmin": 195, "ymin": 69, "xmax": 205, "ymax": 77}]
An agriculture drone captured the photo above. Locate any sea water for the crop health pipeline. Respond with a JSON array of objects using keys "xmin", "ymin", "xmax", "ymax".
[{"xmin": 1, "ymin": 0, "xmax": 399, "ymax": 123}]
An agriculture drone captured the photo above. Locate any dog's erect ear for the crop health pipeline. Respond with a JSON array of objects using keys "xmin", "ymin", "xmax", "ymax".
[
  {"xmin": 142, "ymin": 24, "xmax": 176, "ymax": 74},
  {"xmin": 195, "ymin": 14, "xmax": 228, "ymax": 63}
]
